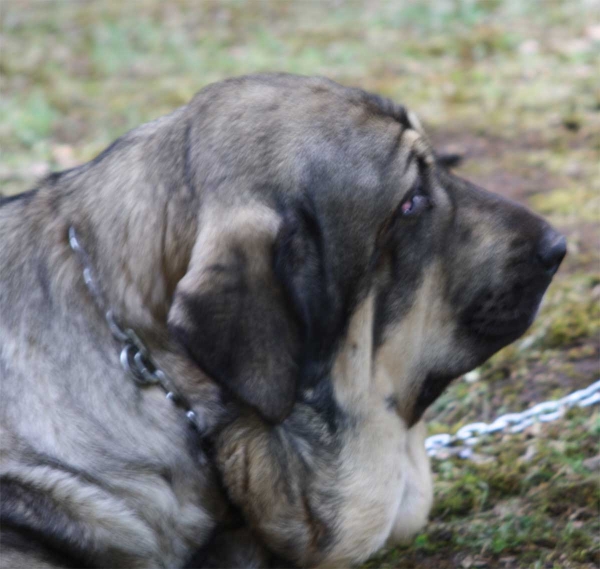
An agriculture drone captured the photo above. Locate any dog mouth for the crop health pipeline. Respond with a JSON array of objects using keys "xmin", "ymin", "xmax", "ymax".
[{"xmin": 463, "ymin": 278, "xmax": 550, "ymax": 342}]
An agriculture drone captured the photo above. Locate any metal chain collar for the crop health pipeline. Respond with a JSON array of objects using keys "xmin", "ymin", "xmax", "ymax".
[
  {"xmin": 426, "ymin": 378, "xmax": 600, "ymax": 459},
  {"xmin": 68, "ymin": 226, "xmax": 205, "ymax": 433}
]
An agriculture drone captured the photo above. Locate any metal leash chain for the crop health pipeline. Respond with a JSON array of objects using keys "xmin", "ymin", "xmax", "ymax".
[
  {"xmin": 426, "ymin": 379, "xmax": 600, "ymax": 459},
  {"xmin": 68, "ymin": 227, "xmax": 205, "ymax": 433}
]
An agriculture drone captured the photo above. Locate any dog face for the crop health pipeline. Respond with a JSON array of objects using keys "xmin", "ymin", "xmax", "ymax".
[
  {"xmin": 168, "ymin": 74, "xmax": 564, "ymax": 428},
  {"xmin": 374, "ymin": 154, "xmax": 566, "ymax": 427}
]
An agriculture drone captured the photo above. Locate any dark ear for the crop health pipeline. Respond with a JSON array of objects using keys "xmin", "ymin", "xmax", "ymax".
[
  {"xmin": 435, "ymin": 152, "xmax": 463, "ymax": 169},
  {"xmin": 168, "ymin": 203, "xmax": 328, "ymax": 423},
  {"xmin": 273, "ymin": 197, "xmax": 338, "ymax": 363}
]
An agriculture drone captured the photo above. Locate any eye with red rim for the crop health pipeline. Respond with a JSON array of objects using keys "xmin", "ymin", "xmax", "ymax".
[
  {"xmin": 376, "ymin": 184, "xmax": 432, "ymax": 253},
  {"xmin": 400, "ymin": 194, "xmax": 429, "ymax": 217}
]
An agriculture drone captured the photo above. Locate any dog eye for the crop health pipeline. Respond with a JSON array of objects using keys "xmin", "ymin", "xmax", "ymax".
[{"xmin": 400, "ymin": 194, "xmax": 429, "ymax": 217}]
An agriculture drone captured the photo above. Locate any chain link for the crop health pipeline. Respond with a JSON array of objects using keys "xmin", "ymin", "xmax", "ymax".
[
  {"xmin": 68, "ymin": 226, "xmax": 205, "ymax": 433},
  {"xmin": 425, "ymin": 379, "xmax": 600, "ymax": 459}
]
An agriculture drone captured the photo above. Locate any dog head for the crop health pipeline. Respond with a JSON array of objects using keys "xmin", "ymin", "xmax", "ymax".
[{"xmin": 167, "ymin": 74, "xmax": 565, "ymax": 426}]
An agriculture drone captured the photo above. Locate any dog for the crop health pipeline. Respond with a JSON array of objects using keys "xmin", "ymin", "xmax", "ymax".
[{"xmin": 0, "ymin": 74, "xmax": 565, "ymax": 568}]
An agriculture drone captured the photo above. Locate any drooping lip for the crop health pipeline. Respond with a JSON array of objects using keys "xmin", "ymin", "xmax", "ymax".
[
  {"xmin": 472, "ymin": 308, "xmax": 538, "ymax": 340},
  {"xmin": 462, "ymin": 283, "xmax": 549, "ymax": 343}
]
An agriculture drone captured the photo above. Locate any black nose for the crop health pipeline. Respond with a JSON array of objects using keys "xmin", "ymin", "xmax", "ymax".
[{"xmin": 536, "ymin": 230, "xmax": 567, "ymax": 274}]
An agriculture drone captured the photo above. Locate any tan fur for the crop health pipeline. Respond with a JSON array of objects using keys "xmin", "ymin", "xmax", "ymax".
[
  {"xmin": 217, "ymin": 297, "xmax": 435, "ymax": 568},
  {"xmin": 376, "ymin": 263, "xmax": 459, "ymax": 421}
]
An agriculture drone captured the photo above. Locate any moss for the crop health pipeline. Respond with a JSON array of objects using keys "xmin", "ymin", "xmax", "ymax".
[
  {"xmin": 543, "ymin": 294, "xmax": 600, "ymax": 348},
  {"xmin": 432, "ymin": 473, "xmax": 490, "ymax": 518},
  {"xmin": 530, "ymin": 187, "xmax": 600, "ymax": 222},
  {"xmin": 482, "ymin": 467, "xmax": 524, "ymax": 498}
]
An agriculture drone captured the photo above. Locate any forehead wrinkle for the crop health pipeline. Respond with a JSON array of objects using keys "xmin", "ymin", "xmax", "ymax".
[
  {"xmin": 408, "ymin": 134, "xmax": 434, "ymax": 165},
  {"xmin": 394, "ymin": 160, "xmax": 419, "ymax": 205},
  {"xmin": 397, "ymin": 129, "xmax": 433, "ymax": 181},
  {"xmin": 431, "ymin": 176, "xmax": 452, "ymax": 211},
  {"xmin": 406, "ymin": 110, "xmax": 434, "ymax": 158}
]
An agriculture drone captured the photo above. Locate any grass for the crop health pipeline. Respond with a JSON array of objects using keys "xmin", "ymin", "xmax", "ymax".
[{"xmin": 1, "ymin": 1, "xmax": 599, "ymax": 567}]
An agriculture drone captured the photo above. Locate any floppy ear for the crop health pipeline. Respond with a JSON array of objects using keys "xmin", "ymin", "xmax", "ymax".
[
  {"xmin": 168, "ymin": 202, "xmax": 329, "ymax": 423},
  {"xmin": 435, "ymin": 152, "xmax": 463, "ymax": 169}
]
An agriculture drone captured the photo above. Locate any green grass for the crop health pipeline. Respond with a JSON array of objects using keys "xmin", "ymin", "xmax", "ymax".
[{"xmin": 1, "ymin": 1, "xmax": 599, "ymax": 567}]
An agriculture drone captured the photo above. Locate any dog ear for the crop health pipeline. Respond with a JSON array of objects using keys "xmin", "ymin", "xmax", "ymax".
[
  {"xmin": 168, "ymin": 202, "xmax": 329, "ymax": 423},
  {"xmin": 435, "ymin": 152, "xmax": 463, "ymax": 169}
]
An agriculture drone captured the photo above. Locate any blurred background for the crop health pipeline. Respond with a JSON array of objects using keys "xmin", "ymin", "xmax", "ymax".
[{"xmin": 1, "ymin": 1, "xmax": 598, "ymax": 567}]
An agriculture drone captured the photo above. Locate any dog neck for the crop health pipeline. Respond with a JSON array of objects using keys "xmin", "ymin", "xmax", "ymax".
[
  {"xmin": 38, "ymin": 128, "xmax": 201, "ymax": 334},
  {"xmin": 0, "ymin": 136, "xmax": 226, "ymax": 414},
  {"xmin": 68, "ymin": 225, "xmax": 213, "ymax": 436}
]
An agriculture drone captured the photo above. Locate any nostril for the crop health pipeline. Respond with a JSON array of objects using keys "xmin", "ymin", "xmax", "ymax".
[{"xmin": 536, "ymin": 233, "xmax": 567, "ymax": 274}]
